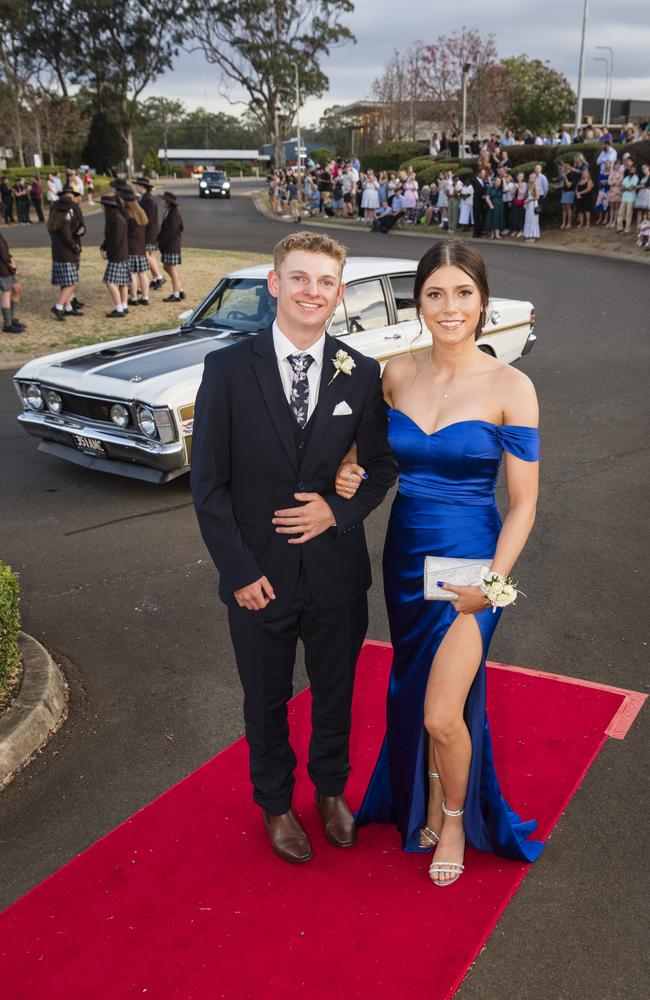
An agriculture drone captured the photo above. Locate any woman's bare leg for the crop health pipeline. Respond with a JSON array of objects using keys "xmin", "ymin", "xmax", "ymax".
[{"xmin": 424, "ymin": 612, "xmax": 483, "ymax": 883}]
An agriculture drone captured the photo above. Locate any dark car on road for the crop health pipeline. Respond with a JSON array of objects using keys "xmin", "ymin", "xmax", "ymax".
[{"xmin": 198, "ymin": 170, "xmax": 231, "ymax": 199}]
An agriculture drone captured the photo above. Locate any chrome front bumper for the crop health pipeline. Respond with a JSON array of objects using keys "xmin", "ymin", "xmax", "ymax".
[{"xmin": 17, "ymin": 411, "xmax": 188, "ymax": 483}]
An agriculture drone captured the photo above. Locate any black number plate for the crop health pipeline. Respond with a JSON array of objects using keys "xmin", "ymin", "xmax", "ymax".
[{"xmin": 72, "ymin": 434, "xmax": 106, "ymax": 457}]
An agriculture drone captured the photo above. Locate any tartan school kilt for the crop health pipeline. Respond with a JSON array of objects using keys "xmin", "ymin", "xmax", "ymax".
[
  {"xmin": 161, "ymin": 251, "xmax": 181, "ymax": 265},
  {"xmin": 103, "ymin": 260, "xmax": 131, "ymax": 286},
  {"xmin": 51, "ymin": 260, "xmax": 79, "ymax": 287},
  {"xmin": 128, "ymin": 254, "xmax": 149, "ymax": 273},
  {"xmin": 145, "ymin": 243, "xmax": 158, "ymax": 253}
]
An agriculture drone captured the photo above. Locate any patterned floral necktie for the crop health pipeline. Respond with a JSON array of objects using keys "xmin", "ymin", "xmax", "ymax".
[{"xmin": 287, "ymin": 353, "xmax": 314, "ymax": 428}]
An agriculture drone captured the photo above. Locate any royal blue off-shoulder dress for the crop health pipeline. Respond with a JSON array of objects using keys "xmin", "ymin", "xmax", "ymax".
[{"xmin": 356, "ymin": 409, "xmax": 544, "ymax": 862}]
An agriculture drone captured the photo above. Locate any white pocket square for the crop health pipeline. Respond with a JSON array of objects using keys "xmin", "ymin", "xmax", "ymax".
[{"xmin": 332, "ymin": 401, "xmax": 353, "ymax": 416}]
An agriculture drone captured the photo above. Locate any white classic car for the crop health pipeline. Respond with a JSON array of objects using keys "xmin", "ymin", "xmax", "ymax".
[{"xmin": 13, "ymin": 257, "xmax": 536, "ymax": 484}]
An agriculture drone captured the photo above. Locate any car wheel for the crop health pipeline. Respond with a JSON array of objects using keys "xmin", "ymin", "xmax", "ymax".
[
  {"xmin": 226, "ymin": 192, "xmax": 231, "ymax": 199},
  {"xmin": 199, "ymin": 193, "xmax": 205, "ymax": 198}
]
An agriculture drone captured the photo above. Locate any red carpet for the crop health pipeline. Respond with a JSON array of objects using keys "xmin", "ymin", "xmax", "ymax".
[{"xmin": 1, "ymin": 641, "xmax": 644, "ymax": 1000}]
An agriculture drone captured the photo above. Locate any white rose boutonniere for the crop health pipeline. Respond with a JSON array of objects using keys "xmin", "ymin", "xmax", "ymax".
[
  {"xmin": 480, "ymin": 568, "xmax": 523, "ymax": 613},
  {"xmin": 328, "ymin": 349, "xmax": 356, "ymax": 385}
]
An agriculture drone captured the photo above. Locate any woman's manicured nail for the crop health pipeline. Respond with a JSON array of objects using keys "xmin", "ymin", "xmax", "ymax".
[
  {"xmin": 361, "ymin": 472, "xmax": 369, "ymax": 479},
  {"xmin": 436, "ymin": 581, "xmax": 444, "ymax": 587}
]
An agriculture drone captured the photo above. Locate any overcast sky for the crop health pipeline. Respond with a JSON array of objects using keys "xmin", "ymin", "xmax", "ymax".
[{"xmin": 145, "ymin": 0, "xmax": 650, "ymax": 127}]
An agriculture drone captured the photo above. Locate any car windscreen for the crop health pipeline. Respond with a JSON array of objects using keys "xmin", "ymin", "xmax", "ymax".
[
  {"xmin": 189, "ymin": 277, "xmax": 276, "ymax": 332},
  {"xmin": 203, "ymin": 172, "xmax": 226, "ymax": 182}
]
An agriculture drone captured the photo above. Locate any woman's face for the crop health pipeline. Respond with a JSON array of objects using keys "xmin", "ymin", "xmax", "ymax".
[
  {"xmin": 643, "ymin": 164, "xmax": 650, "ymax": 176},
  {"xmin": 517, "ymin": 172, "xmax": 524, "ymax": 182},
  {"xmin": 418, "ymin": 265, "xmax": 483, "ymax": 348}
]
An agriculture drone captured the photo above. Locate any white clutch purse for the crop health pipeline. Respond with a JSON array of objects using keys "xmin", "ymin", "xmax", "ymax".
[{"xmin": 424, "ymin": 556, "xmax": 493, "ymax": 601}]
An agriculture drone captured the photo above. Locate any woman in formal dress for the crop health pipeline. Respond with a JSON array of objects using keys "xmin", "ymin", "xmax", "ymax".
[
  {"xmin": 522, "ymin": 174, "xmax": 541, "ymax": 242},
  {"xmin": 335, "ymin": 240, "xmax": 543, "ymax": 885},
  {"xmin": 575, "ymin": 165, "xmax": 595, "ymax": 229},
  {"xmin": 634, "ymin": 162, "xmax": 650, "ymax": 225},
  {"xmin": 484, "ymin": 174, "xmax": 504, "ymax": 239},
  {"xmin": 606, "ymin": 161, "xmax": 624, "ymax": 229},
  {"xmin": 458, "ymin": 180, "xmax": 474, "ymax": 229},
  {"xmin": 361, "ymin": 169, "xmax": 380, "ymax": 221}
]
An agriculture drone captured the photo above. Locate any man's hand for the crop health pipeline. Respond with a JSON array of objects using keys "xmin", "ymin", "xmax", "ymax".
[
  {"xmin": 272, "ymin": 493, "xmax": 336, "ymax": 544},
  {"xmin": 234, "ymin": 576, "xmax": 276, "ymax": 611}
]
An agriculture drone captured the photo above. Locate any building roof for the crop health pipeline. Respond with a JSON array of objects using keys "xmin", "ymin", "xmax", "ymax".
[{"xmin": 157, "ymin": 149, "xmax": 270, "ymax": 160}]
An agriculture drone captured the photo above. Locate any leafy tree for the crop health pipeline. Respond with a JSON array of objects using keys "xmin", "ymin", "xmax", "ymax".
[
  {"xmin": 187, "ymin": 0, "xmax": 355, "ymax": 165},
  {"xmin": 500, "ymin": 56, "xmax": 575, "ymax": 136},
  {"xmin": 419, "ymin": 28, "xmax": 510, "ymax": 136},
  {"xmin": 304, "ymin": 104, "xmax": 357, "ymax": 154},
  {"xmin": 82, "ymin": 110, "xmax": 127, "ymax": 173},
  {"xmin": 21, "ymin": 1, "xmax": 188, "ymax": 175}
]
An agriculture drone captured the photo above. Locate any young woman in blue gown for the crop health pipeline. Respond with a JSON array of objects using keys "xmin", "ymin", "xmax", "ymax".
[{"xmin": 335, "ymin": 241, "xmax": 544, "ymax": 885}]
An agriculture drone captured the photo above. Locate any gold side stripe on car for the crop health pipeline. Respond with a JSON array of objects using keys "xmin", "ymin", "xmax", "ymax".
[{"xmin": 374, "ymin": 322, "xmax": 530, "ymax": 364}]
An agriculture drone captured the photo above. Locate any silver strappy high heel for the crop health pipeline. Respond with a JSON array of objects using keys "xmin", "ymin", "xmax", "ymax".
[
  {"xmin": 419, "ymin": 771, "xmax": 441, "ymax": 848},
  {"xmin": 429, "ymin": 800, "xmax": 465, "ymax": 886}
]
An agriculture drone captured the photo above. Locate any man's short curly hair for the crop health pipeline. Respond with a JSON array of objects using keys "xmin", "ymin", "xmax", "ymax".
[{"xmin": 272, "ymin": 231, "xmax": 348, "ymax": 273}]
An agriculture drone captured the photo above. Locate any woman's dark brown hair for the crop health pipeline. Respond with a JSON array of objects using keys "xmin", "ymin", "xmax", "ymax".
[{"xmin": 413, "ymin": 239, "xmax": 490, "ymax": 339}]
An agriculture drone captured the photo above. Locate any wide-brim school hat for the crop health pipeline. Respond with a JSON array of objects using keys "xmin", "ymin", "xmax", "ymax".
[
  {"xmin": 161, "ymin": 190, "xmax": 177, "ymax": 204},
  {"xmin": 109, "ymin": 178, "xmax": 129, "ymax": 191},
  {"xmin": 100, "ymin": 195, "xmax": 121, "ymax": 208},
  {"xmin": 121, "ymin": 191, "xmax": 138, "ymax": 201},
  {"xmin": 135, "ymin": 177, "xmax": 154, "ymax": 189}
]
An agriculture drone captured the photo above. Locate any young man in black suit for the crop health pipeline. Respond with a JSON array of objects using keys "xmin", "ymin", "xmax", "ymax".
[{"xmin": 191, "ymin": 232, "xmax": 397, "ymax": 864}]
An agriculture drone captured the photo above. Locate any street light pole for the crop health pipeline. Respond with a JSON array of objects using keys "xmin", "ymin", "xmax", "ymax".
[
  {"xmin": 293, "ymin": 62, "xmax": 302, "ymax": 191},
  {"xmin": 593, "ymin": 57, "xmax": 609, "ymax": 129},
  {"xmin": 461, "ymin": 63, "xmax": 471, "ymax": 159},
  {"xmin": 596, "ymin": 45, "xmax": 614, "ymax": 129},
  {"xmin": 574, "ymin": 0, "xmax": 590, "ymax": 138}
]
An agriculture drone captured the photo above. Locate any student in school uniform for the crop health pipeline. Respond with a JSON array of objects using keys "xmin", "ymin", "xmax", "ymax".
[
  {"xmin": 123, "ymin": 190, "xmax": 151, "ymax": 306},
  {"xmin": 135, "ymin": 177, "xmax": 165, "ymax": 290},
  {"xmin": 100, "ymin": 194, "xmax": 131, "ymax": 318},
  {"xmin": 157, "ymin": 190, "xmax": 185, "ymax": 302},
  {"xmin": 0, "ymin": 231, "xmax": 25, "ymax": 333},
  {"xmin": 47, "ymin": 186, "xmax": 83, "ymax": 321}
]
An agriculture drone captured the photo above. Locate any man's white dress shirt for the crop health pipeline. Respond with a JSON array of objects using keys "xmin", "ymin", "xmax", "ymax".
[{"xmin": 273, "ymin": 321, "xmax": 326, "ymax": 423}]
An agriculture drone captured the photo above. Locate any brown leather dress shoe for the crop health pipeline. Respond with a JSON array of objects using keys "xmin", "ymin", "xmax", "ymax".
[
  {"xmin": 264, "ymin": 809, "xmax": 313, "ymax": 864},
  {"xmin": 315, "ymin": 792, "xmax": 357, "ymax": 848}
]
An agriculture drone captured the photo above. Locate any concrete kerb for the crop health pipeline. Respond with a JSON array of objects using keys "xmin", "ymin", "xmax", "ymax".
[
  {"xmin": 0, "ymin": 632, "xmax": 68, "ymax": 789},
  {"xmin": 250, "ymin": 190, "xmax": 650, "ymax": 266}
]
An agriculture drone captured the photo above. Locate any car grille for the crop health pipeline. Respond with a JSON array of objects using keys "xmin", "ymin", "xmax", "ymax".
[{"xmin": 57, "ymin": 391, "xmax": 133, "ymax": 426}]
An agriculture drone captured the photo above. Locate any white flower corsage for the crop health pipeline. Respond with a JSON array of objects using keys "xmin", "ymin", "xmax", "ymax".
[
  {"xmin": 480, "ymin": 568, "xmax": 522, "ymax": 613},
  {"xmin": 328, "ymin": 349, "xmax": 356, "ymax": 385}
]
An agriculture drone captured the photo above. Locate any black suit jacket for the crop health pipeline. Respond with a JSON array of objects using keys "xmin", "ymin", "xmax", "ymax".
[{"xmin": 191, "ymin": 328, "xmax": 398, "ymax": 616}]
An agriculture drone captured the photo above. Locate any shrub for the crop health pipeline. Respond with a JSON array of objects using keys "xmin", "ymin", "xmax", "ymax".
[
  {"xmin": 308, "ymin": 148, "xmax": 335, "ymax": 166},
  {"xmin": 1, "ymin": 165, "xmax": 68, "ymax": 181},
  {"xmin": 223, "ymin": 160, "xmax": 253, "ymax": 176},
  {"xmin": 0, "ymin": 562, "xmax": 20, "ymax": 691},
  {"xmin": 399, "ymin": 155, "xmax": 437, "ymax": 172},
  {"xmin": 513, "ymin": 161, "xmax": 546, "ymax": 178},
  {"xmin": 360, "ymin": 140, "xmax": 429, "ymax": 172},
  {"xmin": 506, "ymin": 144, "xmax": 556, "ymax": 167}
]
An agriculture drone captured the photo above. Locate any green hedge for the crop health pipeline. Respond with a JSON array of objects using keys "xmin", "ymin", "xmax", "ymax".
[
  {"xmin": 0, "ymin": 562, "xmax": 20, "ymax": 691},
  {"xmin": 360, "ymin": 141, "xmax": 429, "ymax": 172},
  {"xmin": 1, "ymin": 165, "xmax": 67, "ymax": 180}
]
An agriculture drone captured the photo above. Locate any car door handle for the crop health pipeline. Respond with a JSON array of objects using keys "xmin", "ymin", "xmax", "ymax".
[{"xmin": 384, "ymin": 333, "xmax": 402, "ymax": 340}]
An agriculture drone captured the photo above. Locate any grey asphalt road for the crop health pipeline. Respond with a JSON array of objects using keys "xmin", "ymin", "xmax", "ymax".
[{"xmin": 1, "ymin": 180, "xmax": 648, "ymax": 999}]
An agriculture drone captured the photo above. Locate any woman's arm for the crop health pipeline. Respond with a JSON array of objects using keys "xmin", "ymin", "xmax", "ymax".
[
  {"xmin": 442, "ymin": 372, "xmax": 539, "ymax": 613},
  {"xmin": 491, "ymin": 373, "xmax": 539, "ymax": 578}
]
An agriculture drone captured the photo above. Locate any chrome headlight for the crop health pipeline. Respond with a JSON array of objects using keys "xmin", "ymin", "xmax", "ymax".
[
  {"xmin": 222, "ymin": 181, "xmax": 230, "ymax": 189},
  {"xmin": 110, "ymin": 403, "xmax": 130, "ymax": 428},
  {"xmin": 136, "ymin": 405, "xmax": 156, "ymax": 437},
  {"xmin": 200, "ymin": 181, "xmax": 207, "ymax": 188},
  {"xmin": 26, "ymin": 384, "xmax": 44, "ymax": 410},
  {"xmin": 44, "ymin": 389, "xmax": 62, "ymax": 414}
]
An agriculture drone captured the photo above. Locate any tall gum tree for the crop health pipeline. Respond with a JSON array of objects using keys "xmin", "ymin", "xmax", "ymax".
[{"xmin": 187, "ymin": 0, "xmax": 355, "ymax": 166}]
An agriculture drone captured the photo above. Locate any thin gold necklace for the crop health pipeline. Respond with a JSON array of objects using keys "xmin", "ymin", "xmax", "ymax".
[{"xmin": 428, "ymin": 350, "xmax": 479, "ymax": 399}]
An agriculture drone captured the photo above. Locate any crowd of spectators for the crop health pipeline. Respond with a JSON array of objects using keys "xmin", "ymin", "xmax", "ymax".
[
  {"xmin": 266, "ymin": 127, "xmax": 650, "ymax": 250},
  {"xmin": 0, "ymin": 169, "xmax": 95, "ymax": 227}
]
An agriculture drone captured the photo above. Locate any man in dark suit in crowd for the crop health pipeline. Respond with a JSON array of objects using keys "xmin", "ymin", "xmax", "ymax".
[
  {"xmin": 471, "ymin": 168, "xmax": 487, "ymax": 238},
  {"xmin": 191, "ymin": 232, "xmax": 397, "ymax": 864}
]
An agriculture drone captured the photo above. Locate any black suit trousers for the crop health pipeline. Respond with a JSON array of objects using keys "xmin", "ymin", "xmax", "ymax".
[{"xmin": 227, "ymin": 567, "xmax": 369, "ymax": 815}]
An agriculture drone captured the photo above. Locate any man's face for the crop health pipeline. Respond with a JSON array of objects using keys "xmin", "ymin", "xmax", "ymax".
[{"xmin": 268, "ymin": 250, "xmax": 345, "ymax": 339}]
